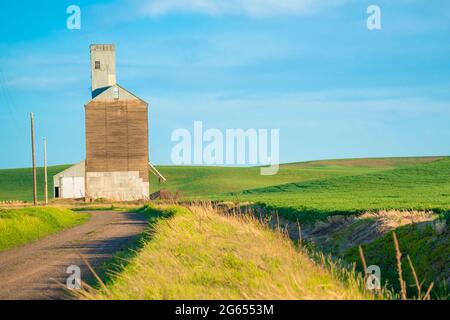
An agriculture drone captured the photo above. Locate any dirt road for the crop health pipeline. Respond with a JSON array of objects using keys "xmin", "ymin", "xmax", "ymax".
[{"xmin": 0, "ymin": 210, "xmax": 148, "ymax": 300}]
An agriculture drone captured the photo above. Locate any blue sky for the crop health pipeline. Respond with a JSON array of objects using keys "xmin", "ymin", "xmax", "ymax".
[{"xmin": 0, "ymin": 0, "xmax": 449, "ymax": 169}]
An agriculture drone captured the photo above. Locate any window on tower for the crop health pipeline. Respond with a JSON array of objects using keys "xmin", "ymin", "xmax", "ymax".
[
  {"xmin": 113, "ymin": 87, "xmax": 119, "ymax": 99},
  {"xmin": 95, "ymin": 60, "xmax": 100, "ymax": 69}
]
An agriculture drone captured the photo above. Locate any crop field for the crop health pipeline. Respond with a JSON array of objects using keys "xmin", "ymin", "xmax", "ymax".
[
  {"xmin": 148, "ymin": 157, "xmax": 449, "ymax": 221},
  {"xmin": 233, "ymin": 157, "xmax": 450, "ymax": 222},
  {"xmin": 1, "ymin": 157, "xmax": 448, "ymax": 219},
  {"xmin": 1, "ymin": 157, "xmax": 448, "ymax": 222},
  {"xmin": 148, "ymin": 156, "xmax": 443, "ymax": 197},
  {"xmin": 0, "ymin": 165, "xmax": 70, "ymax": 202}
]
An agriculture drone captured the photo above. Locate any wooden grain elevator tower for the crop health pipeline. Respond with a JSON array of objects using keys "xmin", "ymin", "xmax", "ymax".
[{"xmin": 84, "ymin": 44, "xmax": 149, "ymax": 201}]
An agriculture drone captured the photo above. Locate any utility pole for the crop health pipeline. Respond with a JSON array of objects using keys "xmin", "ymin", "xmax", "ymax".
[
  {"xmin": 30, "ymin": 113, "xmax": 37, "ymax": 206},
  {"xmin": 44, "ymin": 137, "xmax": 48, "ymax": 205}
]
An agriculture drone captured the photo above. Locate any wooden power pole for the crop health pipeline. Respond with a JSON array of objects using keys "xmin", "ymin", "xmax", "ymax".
[
  {"xmin": 44, "ymin": 137, "xmax": 48, "ymax": 205},
  {"xmin": 30, "ymin": 113, "xmax": 37, "ymax": 206}
]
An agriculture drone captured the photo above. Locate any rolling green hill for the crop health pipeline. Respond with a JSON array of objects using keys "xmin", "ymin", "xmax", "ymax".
[
  {"xmin": 231, "ymin": 157, "xmax": 450, "ymax": 222},
  {"xmin": 0, "ymin": 157, "xmax": 442, "ymax": 207},
  {"xmin": 149, "ymin": 156, "xmax": 442, "ymax": 198},
  {"xmin": 0, "ymin": 165, "xmax": 70, "ymax": 202}
]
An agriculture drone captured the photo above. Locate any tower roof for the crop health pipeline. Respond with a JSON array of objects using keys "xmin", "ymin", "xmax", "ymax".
[
  {"xmin": 85, "ymin": 83, "xmax": 148, "ymax": 105},
  {"xmin": 90, "ymin": 44, "xmax": 115, "ymax": 51}
]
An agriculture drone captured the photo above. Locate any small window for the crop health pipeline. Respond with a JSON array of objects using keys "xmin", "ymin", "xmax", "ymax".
[
  {"xmin": 95, "ymin": 60, "xmax": 100, "ymax": 69},
  {"xmin": 113, "ymin": 87, "xmax": 119, "ymax": 99}
]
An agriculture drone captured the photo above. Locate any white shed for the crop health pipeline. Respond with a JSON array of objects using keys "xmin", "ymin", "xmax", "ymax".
[{"xmin": 53, "ymin": 161, "xmax": 85, "ymax": 199}]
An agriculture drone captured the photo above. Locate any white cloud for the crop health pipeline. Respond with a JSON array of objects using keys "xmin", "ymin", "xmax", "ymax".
[{"xmin": 136, "ymin": 0, "xmax": 349, "ymax": 17}]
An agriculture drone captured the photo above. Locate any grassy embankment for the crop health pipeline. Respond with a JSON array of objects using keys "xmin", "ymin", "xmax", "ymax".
[
  {"xmin": 345, "ymin": 222, "xmax": 449, "ymax": 299},
  {"xmin": 81, "ymin": 205, "xmax": 378, "ymax": 300},
  {"xmin": 0, "ymin": 207, "xmax": 89, "ymax": 251}
]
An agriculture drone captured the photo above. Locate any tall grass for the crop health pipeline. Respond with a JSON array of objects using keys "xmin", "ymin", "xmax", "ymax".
[
  {"xmin": 344, "ymin": 222, "xmax": 449, "ymax": 299},
  {"xmin": 80, "ymin": 204, "xmax": 378, "ymax": 300}
]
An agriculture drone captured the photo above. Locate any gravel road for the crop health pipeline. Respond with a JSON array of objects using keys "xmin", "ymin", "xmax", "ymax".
[{"xmin": 0, "ymin": 210, "xmax": 147, "ymax": 300}]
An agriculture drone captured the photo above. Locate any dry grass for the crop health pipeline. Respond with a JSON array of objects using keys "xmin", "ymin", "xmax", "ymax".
[
  {"xmin": 392, "ymin": 231, "xmax": 436, "ymax": 300},
  {"xmin": 79, "ymin": 204, "xmax": 379, "ymax": 300},
  {"xmin": 360, "ymin": 210, "xmax": 436, "ymax": 232},
  {"xmin": 275, "ymin": 209, "xmax": 439, "ymax": 256}
]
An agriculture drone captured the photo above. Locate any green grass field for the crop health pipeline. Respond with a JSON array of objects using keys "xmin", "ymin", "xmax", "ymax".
[
  {"xmin": 149, "ymin": 156, "xmax": 443, "ymax": 199},
  {"xmin": 1, "ymin": 156, "xmax": 448, "ymax": 221},
  {"xmin": 0, "ymin": 207, "xmax": 89, "ymax": 251},
  {"xmin": 0, "ymin": 160, "xmax": 375, "ymax": 201},
  {"xmin": 0, "ymin": 165, "xmax": 70, "ymax": 201},
  {"xmin": 81, "ymin": 205, "xmax": 374, "ymax": 300},
  {"xmin": 232, "ymin": 157, "xmax": 450, "ymax": 222},
  {"xmin": 1, "ymin": 157, "xmax": 448, "ymax": 221},
  {"xmin": 147, "ymin": 156, "xmax": 450, "ymax": 222}
]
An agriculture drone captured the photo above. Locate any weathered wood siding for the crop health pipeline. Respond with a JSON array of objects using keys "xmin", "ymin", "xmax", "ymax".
[{"xmin": 85, "ymin": 100, "xmax": 148, "ymax": 182}]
